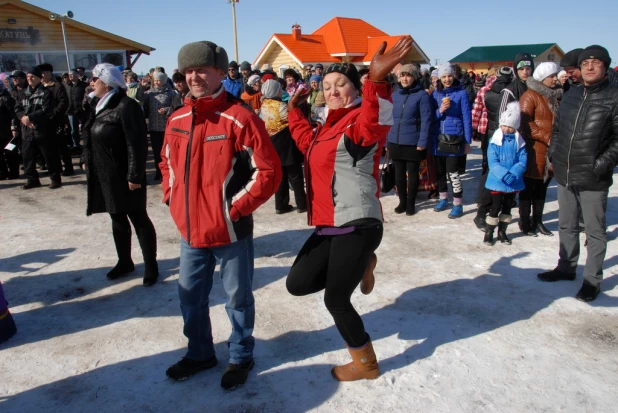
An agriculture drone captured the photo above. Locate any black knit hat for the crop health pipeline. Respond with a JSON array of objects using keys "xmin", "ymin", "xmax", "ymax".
[
  {"xmin": 560, "ymin": 48, "xmax": 584, "ymax": 68},
  {"xmin": 229, "ymin": 60, "xmax": 239, "ymax": 69},
  {"xmin": 239, "ymin": 61, "xmax": 251, "ymax": 71},
  {"xmin": 9, "ymin": 70, "xmax": 26, "ymax": 79},
  {"xmin": 27, "ymin": 66, "xmax": 43, "ymax": 79},
  {"xmin": 578, "ymin": 45, "xmax": 611, "ymax": 69},
  {"xmin": 37, "ymin": 63, "xmax": 54, "ymax": 73},
  {"xmin": 324, "ymin": 63, "xmax": 362, "ymax": 91}
]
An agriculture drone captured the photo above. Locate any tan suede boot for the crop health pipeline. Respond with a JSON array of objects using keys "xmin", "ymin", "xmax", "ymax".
[
  {"xmin": 331, "ymin": 339, "xmax": 380, "ymax": 381},
  {"xmin": 360, "ymin": 253, "xmax": 377, "ymax": 295}
]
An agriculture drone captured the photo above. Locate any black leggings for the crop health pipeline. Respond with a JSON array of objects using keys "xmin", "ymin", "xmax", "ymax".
[
  {"xmin": 393, "ymin": 159, "xmax": 420, "ymax": 200},
  {"xmin": 109, "ymin": 210, "xmax": 157, "ymax": 264},
  {"xmin": 286, "ymin": 223, "xmax": 383, "ymax": 348},
  {"xmin": 435, "ymin": 155, "xmax": 463, "ymax": 198},
  {"xmin": 489, "ymin": 193, "xmax": 516, "ymax": 218}
]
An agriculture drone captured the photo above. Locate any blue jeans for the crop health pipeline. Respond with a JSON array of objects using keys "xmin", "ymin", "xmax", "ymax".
[
  {"xmin": 68, "ymin": 115, "xmax": 81, "ymax": 148},
  {"xmin": 178, "ymin": 236, "xmax": 255, "ymax": 364}
]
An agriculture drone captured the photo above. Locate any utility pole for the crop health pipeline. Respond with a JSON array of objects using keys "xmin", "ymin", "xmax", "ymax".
[{"xmin": 229, "ymin": 0, "xmax": 239, "ymax": 62}]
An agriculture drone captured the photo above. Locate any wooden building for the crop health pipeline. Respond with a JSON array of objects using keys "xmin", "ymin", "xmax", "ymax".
[
  {"xmin": 0, "ymin": 0, "xmax": 154, "ymax": 74},
  {"xmin": 254, "ymin": 17, "xmax": 430, "ymax": 77},
  {"xmin": 449, "ymin": 43, "xmax": 565, "ymax": 73}
]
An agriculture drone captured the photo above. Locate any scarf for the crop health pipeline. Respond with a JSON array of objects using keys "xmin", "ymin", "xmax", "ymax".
[
  {"xmin": 96, "ymin": 88, "xmax": 119, "ymax": 114},
  {"xmin": 524, "ymin": 77, "xmax": 563, "ymax": 117}
]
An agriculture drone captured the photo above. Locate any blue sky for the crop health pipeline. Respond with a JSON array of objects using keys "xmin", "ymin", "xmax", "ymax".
[{"xmin": 33, "ymin": 0, "xmax": 618, "ymax": 74}]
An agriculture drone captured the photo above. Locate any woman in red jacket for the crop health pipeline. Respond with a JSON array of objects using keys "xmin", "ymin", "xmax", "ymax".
[{"xmin": 286, "ymin": 36, "xmax": 413, "ymax": 382}]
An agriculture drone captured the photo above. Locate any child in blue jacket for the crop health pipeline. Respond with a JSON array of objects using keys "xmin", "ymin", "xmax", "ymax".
[{"xmin": 484, "ymin": 102, "xmax": 527, "ymax": 245}]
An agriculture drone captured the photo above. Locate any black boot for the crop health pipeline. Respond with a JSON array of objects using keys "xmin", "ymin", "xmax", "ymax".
[
  {"xmin": 575, "ymin": 281, "xmax": 601, "ymax": 302},
  {"xmin": 109, "ymin": 225, "xmax": 134, "ymax": 280},
  {"xmin": 22, "ymin": 180, "xmax": 42, "ymax": 189},
  {"xmin": 537, "ymin": 268, "xmax": 576, "ymax": 282},
  {"xmin": 221, "ymin": 359, "xmax": 255, "ymax": 390},
  {"xmin": 518, "ymin": 199, "xmax": 536, "ymax": 236},
  {"xmin": 473, "ymin": 214, "xmax": 486, "ymax": 232},
  {"xmin": 533, "ymin": 199, "xmax": 553, "ymax": 236},
  {"xmin": 136, "ymin": 218, "xmax": 159, "ymax": 286},
  {"xmin": 483, "ymin": 217, "xmax": 498, "ymax": 245},
  {"xmin": 394, "ymin": 180, "xmax": 407, "ymax": 214},
  {"xmin": 497, "ymin": 215, "xmax": 512, "ymax": 245},
  {"xmin": 405, "ymin": 196, "xmax": 416, "ymax": 216}
]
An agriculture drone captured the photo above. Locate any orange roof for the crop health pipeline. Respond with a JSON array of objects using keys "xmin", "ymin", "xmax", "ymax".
[
  {"xmin": 313, "ymin": 17, "xmax": 388, "ymax": 55},
  {"xmin": 274, "ymin": 34, "xmax": 336, "ymax": 63},
  {"xmin": 254, "ymin": 17, "xmax": 430, "ymax": 66}
]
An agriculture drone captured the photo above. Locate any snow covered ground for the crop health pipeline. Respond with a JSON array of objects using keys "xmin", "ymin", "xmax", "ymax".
[{"xmin": 1, "ymin": 146, "xmax": 618, "ymax": 413}]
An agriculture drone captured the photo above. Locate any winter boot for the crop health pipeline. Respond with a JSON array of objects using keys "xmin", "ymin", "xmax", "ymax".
[
  {"xmin": 108, "ymin": 225, "xmax": 134, "ymax": 280},
  {"xmin": 497, "ymin": 214, "xmax": 512, "ymax": 245},
  {"xmin": 533, "ymin": 199, "xmax": 553, "ymax": 236},
  {"xmin": 137, "ymin": 224, "xmax": 159, "ymax": 286},
  {"xmin": 394, "ymin": 180, "xmax": 407, "ymax": 214},
  {"xmin": 575, "ymin": 281, "xmax": 601, "ymax": 302},
  {"xmin": 143, "ymin": 261, "xmax": 159, "ymax": 287},
  {"xmin": 537, "ymin": 268, "xmax": 576, "ymax": 282},
  {"xmin": 473, "ymin": 214, "xmax": 487, "ymax": 232},
  {"xmin": 331, "ymin": 337, "xmax": 380, "ymax": 381},
  {"xmin": 360, "ymin": 253, "xmax": 377, "ymax": 295},
  {"xmin": 221, "ymin": 359, "xmax": 255, "ymax": 390},
  {"xmin": 22, "ymin": 180, "xmax": 42, "ymax": 190},
  {"xmin": 518, "ymin": 199, "xmax": 536, "ymax": 236},
  {"xmin": 483, "ymin": 216, "xmax": 498, "ymax": 246},
  {"xmin": 405, "ymin": 196, "xmax": 416, "ymax": 216}
]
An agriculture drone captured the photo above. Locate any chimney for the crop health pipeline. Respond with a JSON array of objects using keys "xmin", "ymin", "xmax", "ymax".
[{"xmin": 292, "ymin": 24, "xmax": 301, "ymax": 40}]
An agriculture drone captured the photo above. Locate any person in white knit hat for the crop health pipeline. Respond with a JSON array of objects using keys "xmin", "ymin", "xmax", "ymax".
[{"xmin": 483, "ymin": 101, "xmax": 528, "ymax": 245}]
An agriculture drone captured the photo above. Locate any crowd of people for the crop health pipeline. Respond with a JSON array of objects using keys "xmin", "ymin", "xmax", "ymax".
[{"xmin": 1, "ymin": 39, "xmax": 617, "ymax": 393}]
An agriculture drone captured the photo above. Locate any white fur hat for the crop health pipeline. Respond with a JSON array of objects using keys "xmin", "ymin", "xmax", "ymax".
[
  {"xmin": 261, "ymin": 63, "xmax": 273, "ymax": 72},
  {"xmin": 533, "ymin": 62, "xmax": 560, "ymax": 82},
  {"xmin": 499, "ymin": 102, "xmax": 521, "ymax": 130}
]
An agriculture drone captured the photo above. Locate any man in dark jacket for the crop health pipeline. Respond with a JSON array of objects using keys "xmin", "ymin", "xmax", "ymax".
[
  {"xmin": 538, "ymin": 45, "xmax": 618, "ymax": 302},
  {"xmin": 15, "ymin": 66, "xmax": 61, "ymax": 189},
  {"xmin": 66, "ymin": 70, "xmax": 88, "ymax": 149},
  {"xmin": 560, "ymin": 48, "xmax": 584, "ymax": 93},
  {"xmin": 0, "ymin": 82, "xmax": 18, "ymax": 180},
  {"xmin": 498, "ymin": 53, "xmax": 534, "ymax": 116},
  {"xmin": 38, "ymin": 63, "xmax": 73, "ymax": 176}
]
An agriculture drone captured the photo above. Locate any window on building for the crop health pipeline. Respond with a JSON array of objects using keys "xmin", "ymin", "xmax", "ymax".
[
  {"xmin": 41, "ymin": 54, "xmax": 71, "ymax": 73},
  {"xmin": 101, "ymin": 53, "xmax": 125, "ymax": 67},
  {"xmin": 0, "ymin": 54, "xmax": 37, "ymax": 72},
  {"xmin": 73, "ymin": 53, "xmax": 98, "ymax": 71}
]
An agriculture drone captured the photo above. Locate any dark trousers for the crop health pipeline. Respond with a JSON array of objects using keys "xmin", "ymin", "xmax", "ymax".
[
  {"xmin": 480, "ymin": 133, "xmax": 489, "ymax": 175},
  {"xmin": 519, "ymin": 177, "xmax": 550, "ymax": 223},
  {"xmin": 275, "ymin": 163, "xmax": 307, "ymax": 210},
  {"xmin": 54, "ymin": 132, "xmax": 73, "ymax": 172},
  {"xmin": 109, "ymin": 209, "xmax": 157, "ymax": 265},
  {"xmin": 489, "ymin": 193, "xmax": 515, "ymax": 218},
  {"xmin": 457, "ymin": 154, "xmax": 467, "ymax": 174},
  {"xmin": 286, "ymin": 223, "xmax": 383, "ymax": 348},
  {"xmin": 393, "ymin": 159, "xmax": 420, "ymax": 201},
  {"xmin": 435, "ymin": 155, "xmax": 463, "ymax": 198},
  {"xmin": 22, "ymin": 137, "xmax": 61, "ymax": 183},
  {"xmin": 0, "ymin": 138, "xmax": 20, "ymax": 178},
  {"xmin": 149, "ymin": 131, "xmax": 164, "ymax": 179},
  {"xmin": 476, "ymin": 173, "xmax": 493, "ymax": 216},
  {"xmin": 68, "ymin": 115, "xmax": 81, "ymax": 148}
]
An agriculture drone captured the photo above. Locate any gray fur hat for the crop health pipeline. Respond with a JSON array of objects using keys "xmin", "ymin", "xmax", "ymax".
[{"xmin": 177, "ymin": 41, "xmax": 229, "ymax": 75}]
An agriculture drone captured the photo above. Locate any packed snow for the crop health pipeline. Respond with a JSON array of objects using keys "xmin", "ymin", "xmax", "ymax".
[{"xmin": 1, "ymin": 146, "xmax": 618, "ymax": 413}]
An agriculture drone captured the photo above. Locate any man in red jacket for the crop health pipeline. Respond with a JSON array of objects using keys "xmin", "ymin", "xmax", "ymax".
[{"xmin": 160, "ymin": 41, "xmax": 281, "ymax": 390}]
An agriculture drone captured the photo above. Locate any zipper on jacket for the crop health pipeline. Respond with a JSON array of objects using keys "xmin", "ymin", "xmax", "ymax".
[
  {"xmin": 304, "ymin": 127, "xmax": 321, "ymax": 226},
  {"xmin": 184, "ymin": 108, "xmax": 196, "ymax": 245},
  {"xmin": 396, "ymin": 94, "xmax": 411, "ymax": 145},
  {"xmin": 566, "ymin": 89, "xmax": 587, "ymax": 188}
]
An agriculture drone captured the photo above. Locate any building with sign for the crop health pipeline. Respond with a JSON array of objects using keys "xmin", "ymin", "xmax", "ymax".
[
  {"xmin": 449, "ymin": 43, "xmax": 564, "ymax": 73},
  {"xmin": 0, "ymin": 0, "xmax": 154, "ymax": 74},
  {"xmin": 254, "ymin": 17, "xmax": 430, "ymax": 77}
]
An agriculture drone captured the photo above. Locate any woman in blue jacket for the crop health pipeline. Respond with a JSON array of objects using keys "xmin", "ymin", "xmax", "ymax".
[
  {"xmin": 387, "ymin": 64, "xmax": 433, "ymax": 215},
  {"xmin": 430, "ymin": 64, "xmax": 472, "ymax": 219},
  {"xmin": 484, "ymin": 102, "xmax": 528, "ymax": 245}
]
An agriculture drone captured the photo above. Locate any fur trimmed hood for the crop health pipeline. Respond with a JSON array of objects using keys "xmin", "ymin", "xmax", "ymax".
[{"xmin": 525, "ymin": 76, "xmax": 563, "ymax": 116}]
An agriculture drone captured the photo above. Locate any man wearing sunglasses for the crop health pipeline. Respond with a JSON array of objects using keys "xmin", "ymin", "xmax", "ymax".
[
  {"xmin": 222, "ymin": 60, "xmax": 243, "ymax": 98},
  {"xmin": 538, "ymin": 45, "xmax": 618, "ymax": 302}
]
